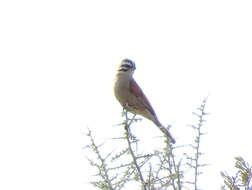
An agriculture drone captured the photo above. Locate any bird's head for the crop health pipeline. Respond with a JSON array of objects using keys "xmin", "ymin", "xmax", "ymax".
[{"xmin": 117, "ymin": 59, "xmax": 136, "ymax": 76}]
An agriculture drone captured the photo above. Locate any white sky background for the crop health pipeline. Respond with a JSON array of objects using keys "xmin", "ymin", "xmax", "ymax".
[{"xmin": 0, "ymin": 0, "xmax": 252, "ymax": 189}]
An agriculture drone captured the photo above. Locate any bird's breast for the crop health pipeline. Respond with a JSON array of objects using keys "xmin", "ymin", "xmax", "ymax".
[{"xmin": 114, "ymin": 75, "xmax": 130, "ymax": 106}]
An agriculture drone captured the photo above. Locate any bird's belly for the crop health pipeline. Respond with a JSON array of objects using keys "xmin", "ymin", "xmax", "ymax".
[{"xmin": 114, "ymin": 82, "xmax": 129, "ymax": 106}]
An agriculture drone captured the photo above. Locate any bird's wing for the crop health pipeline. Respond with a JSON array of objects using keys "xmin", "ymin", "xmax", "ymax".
[{"xmin": 129, "ymin": 79, "xmax": 157, "ymax": 117}]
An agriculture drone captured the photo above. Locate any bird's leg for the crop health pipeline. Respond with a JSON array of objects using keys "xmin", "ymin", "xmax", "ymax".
[
  {"xmin": 122, "ymin": 102, "xmax": 129, "ymax": 117},
  {"xmin": 123, "ymin": 103, "xmax": 129, "ymax": 131}
]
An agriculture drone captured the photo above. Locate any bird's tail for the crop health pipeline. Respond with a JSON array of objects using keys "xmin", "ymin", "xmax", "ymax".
[
  {"xmin": 159, "ymin": 126, "xmax": 176, "ymax": 144},
  {"xmin": 154, "ymin": 120, "xmax": 176, "ymax": 144}
]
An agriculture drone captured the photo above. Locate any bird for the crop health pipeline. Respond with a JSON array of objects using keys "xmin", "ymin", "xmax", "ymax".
[{"xmin": 114, "ymin": 58, "xmax": 176, "ymax": 144}]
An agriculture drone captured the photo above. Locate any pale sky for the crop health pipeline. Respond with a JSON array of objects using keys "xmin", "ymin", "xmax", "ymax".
[{"xmin": 1, "ymin": 0, "xmax": 252, "ymax": 190}]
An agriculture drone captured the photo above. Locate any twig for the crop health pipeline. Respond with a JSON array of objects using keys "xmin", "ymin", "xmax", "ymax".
[
  {"xmin": 167, "ymin": 141, "xmax": 182, "ymax": 190},
  {"xmin": 86, "ymin": 129, "xmax": 114, "ymax": 190},
  {"xmin": 124, "ymin": 111, "xmax": 147, "ymax": 190}
]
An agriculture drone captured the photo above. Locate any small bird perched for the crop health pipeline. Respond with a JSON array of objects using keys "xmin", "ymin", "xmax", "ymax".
[{"xmin": 114, "ymin": 58, "xmax": 176, "ymax": 144}]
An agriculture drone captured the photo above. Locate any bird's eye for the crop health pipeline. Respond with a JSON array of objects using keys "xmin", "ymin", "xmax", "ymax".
[{"xmin": 122, "ymin": 64, "xmax": 131, "ymax": 68}]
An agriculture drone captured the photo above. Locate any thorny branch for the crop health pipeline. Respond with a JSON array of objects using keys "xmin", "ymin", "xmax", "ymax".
[
  {"xmin": 124, "ymin": 111, "xmax": 147, "ymax": 190},
  {"xmin": 85, "ymin": 97, "xmax": 211, "ymax": 190},
  {"xmin": 185, "ymin": 97, "xmax": 209, "ymax": 190},
  {"xmin": 86, "ymin": 129, "xmax": 114, "ymax": 190}
]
